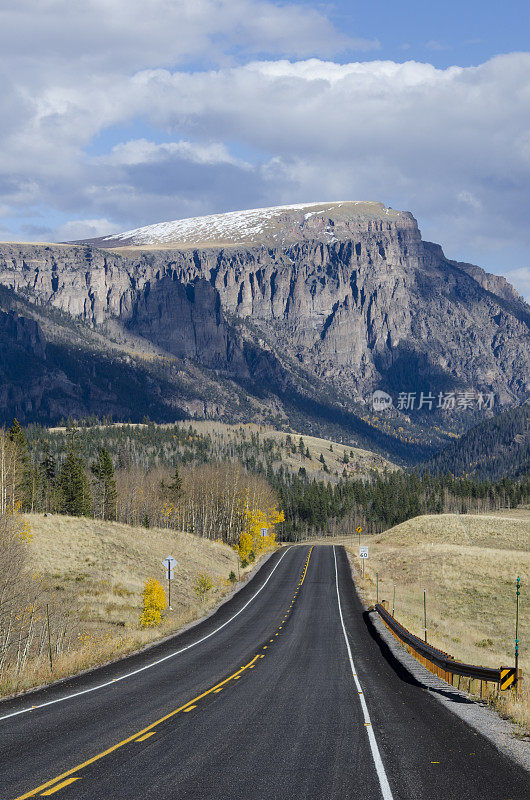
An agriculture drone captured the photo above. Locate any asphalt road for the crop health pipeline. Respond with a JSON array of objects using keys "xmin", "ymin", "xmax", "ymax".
[{"xmin": 0, "ymin": 545, "xmax": 527, "ymax": 800}]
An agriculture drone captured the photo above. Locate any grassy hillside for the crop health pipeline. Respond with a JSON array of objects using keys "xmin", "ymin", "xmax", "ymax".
[
  {"xmin": 2, "ymin": 514, "xmax": 248, "ymax": 697},
  {"xmin": 26, "ymin": 513, "xmax": 240, "ymax": 632},
  {"xmin": 42, "ymin": 419, "xmax": 396, "ymax": 479},
  {"xmin": 346, "ymin": 511, "xmax": 530, "ymax": 731},
  {"xmin": 183, "ymin": 420, "xmax": 394, "ymax": 477}
]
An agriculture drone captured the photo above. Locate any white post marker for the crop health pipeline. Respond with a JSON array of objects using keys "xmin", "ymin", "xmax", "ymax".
[{"xmin": 162, "ymin": 555, "xmax": 178, "ymax": 610}]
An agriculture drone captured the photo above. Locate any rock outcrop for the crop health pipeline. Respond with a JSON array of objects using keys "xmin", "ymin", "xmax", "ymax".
[{"xmin": 0, "ymin": 201, "xmax": 528, "ymax": 443}]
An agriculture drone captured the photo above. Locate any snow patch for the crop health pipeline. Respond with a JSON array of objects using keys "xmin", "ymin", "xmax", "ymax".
[{"xmin": 103, "ymin": 201, "xmax": 354, "ymax": 246}]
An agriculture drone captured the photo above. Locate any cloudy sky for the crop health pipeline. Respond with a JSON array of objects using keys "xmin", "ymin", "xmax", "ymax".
[{"xmin": 1, "ymin": 0, "xmax": 529, "ymax": 299}]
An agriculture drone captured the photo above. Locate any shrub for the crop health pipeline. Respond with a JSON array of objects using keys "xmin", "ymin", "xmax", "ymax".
[
  {"xmin": 194, "ymin": 573, "xmax": 213, "ymax": 603},
  {"xmin": 139, "ymin": 578, "xmax": 165, "ymax": 628}
]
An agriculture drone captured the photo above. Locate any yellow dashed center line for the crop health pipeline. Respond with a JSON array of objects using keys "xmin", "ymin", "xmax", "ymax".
[
  {"xmin": 40, "ymin": 779, "xmax": 80, "ymax": 796},
  {"xmin": 136, "ymin": 732, "xmax": 156, "ymax": 742}
]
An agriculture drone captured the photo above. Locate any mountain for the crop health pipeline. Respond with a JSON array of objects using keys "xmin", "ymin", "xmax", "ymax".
[
  {"xmin": 0, "ymin": 286, "xmax": 187, "ymax": 425},
  {"xmin": 418, "ymin": 403, "xmax": 530, "ymax": 481},
  {"xmin": 0, "ymin": 201, "xmax": 529, "ymax": 461}
]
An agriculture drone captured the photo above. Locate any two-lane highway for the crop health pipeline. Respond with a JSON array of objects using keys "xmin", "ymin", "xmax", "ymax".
[{"xmin": 1, "ymin": 546, "xmax": 528, "ymax": 799}]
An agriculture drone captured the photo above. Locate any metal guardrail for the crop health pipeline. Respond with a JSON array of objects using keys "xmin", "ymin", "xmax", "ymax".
[{"xmin": 375, "ymin": 603, "xmax": 504, "ymax": 684}]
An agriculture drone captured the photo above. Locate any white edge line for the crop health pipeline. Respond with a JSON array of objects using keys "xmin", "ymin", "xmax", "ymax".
[
  {"xmin": 0, "ymin": 548, "xmax": 292, "ymax": 723},
  {"xmin": 333, "ymin": 545, "xmax": 394, "ymax": 800}
]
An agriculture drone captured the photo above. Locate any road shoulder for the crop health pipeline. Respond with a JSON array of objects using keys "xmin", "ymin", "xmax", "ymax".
[{"xmin": 345, "ymin": 552, "xmax": 530, "ymax": 773}]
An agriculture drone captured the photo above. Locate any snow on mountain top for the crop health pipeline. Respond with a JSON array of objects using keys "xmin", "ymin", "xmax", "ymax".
[{"xmin": 98, "ymin": 201, "xmax": 403, "ymax": 248}]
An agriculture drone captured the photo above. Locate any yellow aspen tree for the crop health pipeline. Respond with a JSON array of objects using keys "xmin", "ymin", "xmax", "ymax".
[
  {"xmin": 243, "ymin": 504, "xmax": 284, "ymax": 555},
  {"xmin": 235, "ymin": 531, "xmax": 253, "ymax": 563},
  {"xmin": 194, "ymin": 573, "xmax": 213, "ymax": 603},
  {"xmin": 139, "ymin": 578, "xmax": 166, "ymax": 628}
]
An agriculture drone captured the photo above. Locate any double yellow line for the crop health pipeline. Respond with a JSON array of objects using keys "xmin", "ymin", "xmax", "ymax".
[{"xmin": 13, "ymin": 546, "xmax": 314, "ymax": 800}]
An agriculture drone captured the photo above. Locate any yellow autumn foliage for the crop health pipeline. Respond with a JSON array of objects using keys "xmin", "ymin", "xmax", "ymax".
[
  {"xmin": 139, "ymin": 577, "xmax": 166, "ymax": 628},
  {"xmin": 236, "ymin": 501, "xmax": 284, "ymax": 560}
]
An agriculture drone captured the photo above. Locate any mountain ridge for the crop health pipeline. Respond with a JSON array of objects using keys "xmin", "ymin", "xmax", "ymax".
[
  {"xmin": 0, "ymin": 201, "xmax": 528, "ymax": 461},
  {"xmin": 73, "ymin": 200, "xmax": 413, "ymax": 249}
]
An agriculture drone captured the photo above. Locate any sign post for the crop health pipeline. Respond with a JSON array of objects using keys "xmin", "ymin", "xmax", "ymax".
[
  {"xmin": 261, "ymin": 527, "xmax": 268, "ymax": 539},
  {"xmin": 515, "ymin": 578, "xmax": 521, "ymax": 692},
  {"xmin": 359, "ymin": 545, "xmax": 368, "ymax": 580},
  {"xmin": 162, "ymin": 555, "xmax": 178, "ymax": 611}
]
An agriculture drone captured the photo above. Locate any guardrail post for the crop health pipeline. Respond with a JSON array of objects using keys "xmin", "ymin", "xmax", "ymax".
[
  {"xmin": 423, "ymin": 589, "xmax": 428, "ymax": 643},
  {"xmin": 515, "ymin": 577, "xmax": 520, "ymax": 695}
]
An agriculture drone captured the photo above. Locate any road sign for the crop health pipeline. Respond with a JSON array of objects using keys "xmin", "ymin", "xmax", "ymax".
[
  {"xmin": 356, "ymin": 526, "xmax": 363, "ymax": 534},
  {"xmin": 500, "ymin": 667, "xmax": 517, "ymax": 690},
  {"xmin": 162, "ymin": 555, "xmax": 177, "ymax": 571},
  {"xmin": 261, "ymin": 527, "xmax": 268, "ymax": 538},
  {"xmin": 359, "ymin": 546, "xmax": 369, "ymax": 559}
]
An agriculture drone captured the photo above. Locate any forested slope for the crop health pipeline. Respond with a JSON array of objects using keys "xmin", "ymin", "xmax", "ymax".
[{"xmin": 419, "ymin": 404, "xmax": 530, "ymax": 480}]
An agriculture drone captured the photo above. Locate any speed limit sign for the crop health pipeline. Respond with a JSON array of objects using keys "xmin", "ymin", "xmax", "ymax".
[{"xmin": 359, "ymin": 546, "xmax": 369, "ymax": 559}]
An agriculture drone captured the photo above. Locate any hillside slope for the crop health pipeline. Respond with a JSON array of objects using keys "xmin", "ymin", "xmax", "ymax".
[
  {"xmin": 26, "ymin": 513, "xmax": 238, "ymax": 630},
  {"xmin": 349, "ymin": 509, "xmax": 530, "ymax": 734},
  {"xmin": 348, "ymin": 511, "xmax": 530, "ymax": 727},
  {"xmin": 4, "ymin": 513, "xmax": 243, "ymax": 696},
  {"xmin": 419, "ymin": 404, "xmax": 530, "ymax": 480}
]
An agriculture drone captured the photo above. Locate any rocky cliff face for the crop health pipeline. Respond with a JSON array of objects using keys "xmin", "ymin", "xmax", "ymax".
[{"xmin": 0, "ymin": 202, "xmax": 528, "ymax": 446}]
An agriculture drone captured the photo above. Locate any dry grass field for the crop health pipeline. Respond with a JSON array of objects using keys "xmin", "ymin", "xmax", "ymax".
[
  {"xmin": 345, "ymin": 510, "xmax": 530, "ymax": 732},
  {"xmin": 4, "ymin": 514, "xmax": 249, "ymax": 697}
]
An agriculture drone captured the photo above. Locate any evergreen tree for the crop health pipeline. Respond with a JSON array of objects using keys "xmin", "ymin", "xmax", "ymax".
[
  {"xmin": 8, "ymin": 419, "xmax": 27, "ymax": 453},
  {"xmin": 58, "ymin": 449, "xmax": 92, "ymax": 517},
  {"xmin": 167, "ymin": 466, "xmax": 183, "ymax": 503},
  {"xmin": 40, "ymin": 445, "xmax": 57, "ymax": 513},
  {"xmin": 7, "ymin": 419, "xmax": 32, "ymax": 509},
  {"xmin": 91, "ymin": 447, "xmax": 117, "ymax": 520}
]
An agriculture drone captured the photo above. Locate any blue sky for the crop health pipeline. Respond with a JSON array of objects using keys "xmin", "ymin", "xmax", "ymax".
[
  {"xmin": 0, "ymin": 0, "xmax": 529, "ymax": 299},
  {"xmin": 313, "ymin": 1, "xmax": 530, "ymax": 68}
]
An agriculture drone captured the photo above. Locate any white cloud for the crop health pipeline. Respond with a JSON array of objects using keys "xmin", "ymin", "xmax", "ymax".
[
  {"xmin": 0, "ymin": 2, "xmax": 528, "ymax": 299},
  {"xmin": 100, "ymin": 139, "xmax": 249, "ymax": 168},
  {"xmin": 54, "ymin": 218, "xmax": 121, "ymax": 242},
  {"xmin": 0, "ymin": 0, "xmax": 355, "ymax": 76}
]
